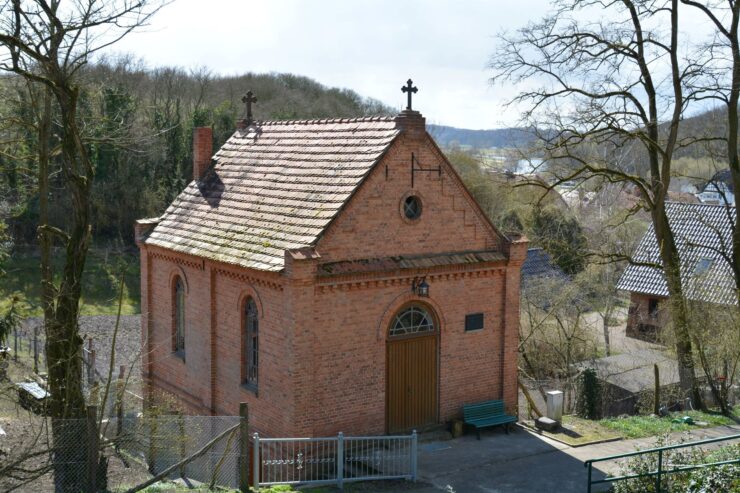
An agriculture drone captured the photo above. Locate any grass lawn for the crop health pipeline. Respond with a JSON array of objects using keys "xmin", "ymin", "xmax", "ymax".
[
  {"xmin": 523, "ymin": 415, "xmax": 621, "ymax": 446},
  {"xmin": 0, "ymin": 247, "xmax": 140, "ymax": 316},
  {"xmin": 599, "ymin": 405, "xmax": 740, "ymax": 439}
]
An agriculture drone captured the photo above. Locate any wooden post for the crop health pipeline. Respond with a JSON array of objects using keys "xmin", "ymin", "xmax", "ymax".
[
  {"xmin": 87, "ymin": 339, "xmax": 95, "ymax": 385},
  {"xmin": 87, "ymin": 405, "xmax": 99, "ymax": 492},
  {"xmin": 239, "ymin": 402, "xmax": 249, "ymax": 493},
  {"xmin": 653, "ymin": 364, "xmax": 661, "ymax": 415},
  {"xmin": 116, "ymin": 365, "xmax": 125, "ymax": 439},
  {"xmin": 33, "ymin": 323, "xmax": 38, "ymax": 373}
]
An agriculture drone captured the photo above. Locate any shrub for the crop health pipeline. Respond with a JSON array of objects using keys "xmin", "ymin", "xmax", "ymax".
[
  {"xmin": 612, "ymin": 439, "xmax": 739, "ymax": 493},
  {"xmin": 576, "ymin": 368, "xmax": 602, "ymax": 419}
]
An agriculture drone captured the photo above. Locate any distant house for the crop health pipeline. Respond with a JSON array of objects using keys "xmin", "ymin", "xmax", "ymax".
[
  {"xmin": 617, "ymin": 202, "xmax": 737, "ymax": 342},
  {"xmin": 521, "ymin": 247, "xmax": 569, "ymax": 292},
  {"xmin": 577, "ymin": 349, "xmax": 681, "ymax": 416},
  {"xmin": 697, "ymin": 169, "xmax": 735, "ymax": 206},
  {"xmin": 520, "ymin": 248, "xmax": 573, "ymax": 310}
]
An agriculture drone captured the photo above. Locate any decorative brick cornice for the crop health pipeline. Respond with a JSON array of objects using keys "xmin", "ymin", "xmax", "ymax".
[
  {"xmin": 214, "ymin": 265, "xmax": 283, "ymax": 291},
  {"xmin": 147, "ymin": 244, "xmax": 283, "ymax": 290},
  {"xmin": 148, "ymin": 246, "xmax": 205, "ymax": 270},
  {"xmin": 317, "ymin": 265, "xmax": 505, "ymax": 293}
]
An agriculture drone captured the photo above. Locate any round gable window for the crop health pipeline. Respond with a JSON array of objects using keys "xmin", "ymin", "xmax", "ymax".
[{"xmin": 403, "ymin": 195, "xmax": 422, "ymax": 220}]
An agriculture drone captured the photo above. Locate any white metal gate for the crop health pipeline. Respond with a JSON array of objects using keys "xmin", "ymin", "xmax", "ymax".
[{"xmin": 252, "ymin": 431, "xmax": 418, "ymax": 488}]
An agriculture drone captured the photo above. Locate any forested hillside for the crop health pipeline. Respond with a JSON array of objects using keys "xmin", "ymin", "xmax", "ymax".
[
  {"xmin": 0, "ymin": 60, "xmax": 392, "ymax": 247},
  {"xmin": 428, "ymin": 124, "xmax": 537, "ymax": 149}
]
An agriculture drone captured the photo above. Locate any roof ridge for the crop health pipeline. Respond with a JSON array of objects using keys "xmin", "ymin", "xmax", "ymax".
[
  {"xmin": 251, "ymin": 115, "xmax": 396, "ymax": 126},
  {"xmin": 665, "ymin": 201, "xmax": 736, "ymax": 210}
]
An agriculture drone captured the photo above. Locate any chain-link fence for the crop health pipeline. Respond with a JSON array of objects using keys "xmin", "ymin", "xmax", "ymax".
[{"xmin": 0, "ymin": 410, "xmax": 247, "ymax": 492}]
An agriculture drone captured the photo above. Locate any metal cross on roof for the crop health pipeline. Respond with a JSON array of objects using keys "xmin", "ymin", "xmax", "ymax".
[
  {"xmin": 241, "ymin": 91, "xmax": 258, "ymax": 121},
  {"xmin": 401, "ymin": 79, "xmax": 418, "ymax": 111}
]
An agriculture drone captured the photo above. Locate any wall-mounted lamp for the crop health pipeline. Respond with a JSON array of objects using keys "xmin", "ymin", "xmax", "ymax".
[{"xmin": 412, "ymin": 276, "xmax": 429, "ymax": 297}]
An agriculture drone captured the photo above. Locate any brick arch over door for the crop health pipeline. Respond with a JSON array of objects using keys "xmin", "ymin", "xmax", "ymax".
[
  {"xmin": 376, "ymin": 290, "xmax": 446, "ymax": 341},
  {"xmin": 385, "ymin": 301, "xmax": 440, "ymax": 433}
]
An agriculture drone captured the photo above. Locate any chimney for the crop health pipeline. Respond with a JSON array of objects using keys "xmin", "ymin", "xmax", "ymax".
[
  {"xmin": 193, "ymin": 126, "xmax": 213, "ymax": 180},
  {"xmin": 394, "ymin": 110, "xmax": 426, "ymax": 138}
]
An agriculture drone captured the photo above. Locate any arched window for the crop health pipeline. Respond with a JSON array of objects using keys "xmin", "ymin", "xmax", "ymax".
[
  {"xmin": 390, "ymin": 305, "xmax": 435, "ymax": 337},
  {"xmin": 173, "ymin": 277, "xmax": 185, "ymax": 354},
  {"xmin": 244, "ymin": 298, "xmax": 259, "ymax": 387}
]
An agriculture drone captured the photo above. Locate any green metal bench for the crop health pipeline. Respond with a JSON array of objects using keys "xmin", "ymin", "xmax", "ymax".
[{"xmin": 462, "ymin": 399, "xmax": 517, "ymax": 440}]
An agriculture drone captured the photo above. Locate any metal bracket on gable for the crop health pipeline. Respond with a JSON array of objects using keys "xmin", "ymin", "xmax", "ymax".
[{"xmin": 410, "ymin": 152, "xmax": 441, "ymax": 188}]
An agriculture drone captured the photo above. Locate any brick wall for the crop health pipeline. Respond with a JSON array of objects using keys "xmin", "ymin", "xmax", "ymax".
[
  {"xmin": 317, "ymin": 132, "xmax": 501, "ymax": 263},
  {"xmin": 626, "ymin": 292, "xmax": 669, "ymax": 342},
  {"xmin": 141, "ymin": 246, "xmax": 297, "ymax": 436},
  {"xmin": 140, "ymin": 121, "xmax": 524, "ymax": 438}
]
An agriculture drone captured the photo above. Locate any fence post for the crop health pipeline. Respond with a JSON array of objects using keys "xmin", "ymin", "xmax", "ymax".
[
  {"xmin": 86, "ymin": 405, "xmax": 99, "ymax": 493},
  {"xmin": 148, "ymin": 415, "xmax": 158, "ymax": 474},
  {"xmin": 239, "ymin": 403, "xmax": 249, "ymax": 493},
  {"xmin": 33, "ymin": 323, "xmax": 38, "ymax": 373},
  {"xmin": 252, "ymin": 432, "xmax": 259, "ymax": 490},
  {"xmin": 586, "ymin": 462, "xmax": 592, "ymax": 493},
  {"xmin": 411, "ymin": 430, "xmax": 418, "ymax": 481},
  {"xmin": 115, "ymin": 366, "xmax": 124, "ymax": 439},
  {"xmin": 88, "ymin": 339, "xmax": 95, "ymax": 385},
  {"xmin": 656, "ymin": 449, "xmax": 663, "ymax": 493},
  {"xmin": 337, "ymin": 432, "xmax": 344, "ymax": 490}
]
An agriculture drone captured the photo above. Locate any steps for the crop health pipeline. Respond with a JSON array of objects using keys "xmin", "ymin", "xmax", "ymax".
[{"xmin": 418, "ymin": 425, "xmax": 452, "ymax": 443}]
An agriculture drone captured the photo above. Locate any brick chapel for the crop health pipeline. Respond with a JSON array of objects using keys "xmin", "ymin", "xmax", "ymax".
[{"xmin": 135, "ymin": 83, "xmax": 527, "ymax": 437}]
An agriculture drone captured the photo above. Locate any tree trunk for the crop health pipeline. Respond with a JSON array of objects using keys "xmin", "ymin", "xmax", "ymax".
[
  {"xmin": 38, "ymin": 86, "xmax": 52, "ymax": 376},
  {"xmin": 601, "ymin": 311, "xmax": 611, "ymax": 357},
  {"xmin": 45, "ymin": 82, "xmax": 94, "ymax": 493},
  {"xmin": 653, "ymin": 204, "xmax": 704, "ymax": 409}
]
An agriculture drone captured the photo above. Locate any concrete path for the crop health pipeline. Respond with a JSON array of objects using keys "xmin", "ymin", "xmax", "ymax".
[{"xmin": 412, "ymin": 423, "xmax": 740, "ymax": 493}]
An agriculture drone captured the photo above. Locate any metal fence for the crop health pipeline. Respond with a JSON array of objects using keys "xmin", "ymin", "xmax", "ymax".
[
  {"xmin": 585, "ymin": 433, "xmax": 740, "ymax": 493},
  {"xmin": 253, "ymin": 431, "xmax": 418, "ymax": 489},
  {"xmin": 0, "ymin": 410, "xmax": 246, "ymax": 492},
  {"xmin": 3, "ymin": 401, "xmax": 417, "ymax": 492}
]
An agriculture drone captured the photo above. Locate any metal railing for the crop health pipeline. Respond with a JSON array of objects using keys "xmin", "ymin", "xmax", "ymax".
[
  {"xmin": 252, "ymin": 431, "xmax": 418, "ymax": 489},
  {"xmin": 585, "ymin": 433, "xmax": 740, "ymax": 493}
]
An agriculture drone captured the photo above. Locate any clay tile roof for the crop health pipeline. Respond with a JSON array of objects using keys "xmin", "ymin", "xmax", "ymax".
[
  {"xmin": 616, "ymin": 202, "xmax": 737, "ymax": 305},
  {"xmin": 144, "ymin": 117, "xmax": 400, "ymax": 271}
]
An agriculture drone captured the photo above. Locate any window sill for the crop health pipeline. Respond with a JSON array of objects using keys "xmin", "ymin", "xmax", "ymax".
[
  {"xmin": 172, "ymin": 350, "xmax": 186, "ymax": 362},
  {"xmin": 241, "ymin": 382, "xmax": 258, "ymax": 397},
  {"xmin": 464, "ymin": 328, "xmax": 484, "ymax": 333}
]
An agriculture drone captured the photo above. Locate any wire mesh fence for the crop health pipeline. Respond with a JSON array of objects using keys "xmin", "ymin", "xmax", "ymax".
[{"xmin": 0, "ymin": 411, "xmax": 246, "ymax": 492}]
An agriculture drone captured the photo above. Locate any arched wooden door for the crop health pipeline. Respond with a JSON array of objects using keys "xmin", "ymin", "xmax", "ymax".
[{"xmin": 386, "ymin": 305, "xmax": 439, "ymax": 433}]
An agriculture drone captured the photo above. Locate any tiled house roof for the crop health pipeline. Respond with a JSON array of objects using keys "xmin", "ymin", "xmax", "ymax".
[
  {"xmin": 144, "ymin": 117, "xmax": 400, "ymax": 271},
  {"xmin": 520, "ymin": 247, "xmax": 568, "ymax": 290},
  {"xmin": 616, "ymin": 202, "xmax": 737, "ymax": 305}
]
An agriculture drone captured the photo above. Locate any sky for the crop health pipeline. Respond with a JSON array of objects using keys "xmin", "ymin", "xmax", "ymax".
[{"xmin": 112, "ymin": 0, "xmax": 553, "ymax": 130}]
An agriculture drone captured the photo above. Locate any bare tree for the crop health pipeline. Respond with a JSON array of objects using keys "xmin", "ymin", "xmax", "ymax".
[
  {"xmin": 679, "ymin": 0, "xmax": 740, "ymax": 301},
  {"xmin": 0, "ymin": 1, "xmax": 165, "ymax": 490},
  {"xmin": 490, "ymin": 0, "xmax": 706, "ymax": 408}
]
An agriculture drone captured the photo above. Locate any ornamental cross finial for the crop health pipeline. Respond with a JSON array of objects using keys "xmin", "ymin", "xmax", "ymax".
[
  {"xmin": 241, "ymin": 91, "xmax": 258, "ymax": 121},
  {"xmin": 401, "ymin": 79, "xmax": 418, "ymax": 110}
]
